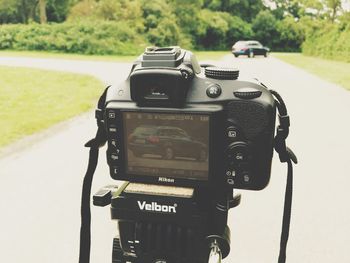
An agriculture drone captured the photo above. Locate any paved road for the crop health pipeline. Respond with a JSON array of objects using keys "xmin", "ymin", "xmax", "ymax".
[{"xmin": 0, "ymin": 55, "xmax": 349, "ymax": 263}]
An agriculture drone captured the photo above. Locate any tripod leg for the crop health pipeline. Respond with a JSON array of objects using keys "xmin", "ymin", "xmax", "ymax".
[{"xmin": 208, "ymin": 240, "xmax": 222, "ymax": 263}]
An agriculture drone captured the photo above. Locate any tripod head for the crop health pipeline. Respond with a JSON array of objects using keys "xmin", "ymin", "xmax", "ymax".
[{"xmin": 93, "ymin": 182, "xmax": 240, "ymax": 263}]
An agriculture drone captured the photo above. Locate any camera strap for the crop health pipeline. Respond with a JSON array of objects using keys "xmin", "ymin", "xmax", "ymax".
[
  {"xmin": 269, "ymin": 90, "xmax": 298, "ymax": 263},
  {"xmin": 78, "ymin": 87, "xmax": 109, "ymax": 263}
]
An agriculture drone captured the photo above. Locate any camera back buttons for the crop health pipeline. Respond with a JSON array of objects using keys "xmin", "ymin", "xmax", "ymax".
[{"xmin": 206, "ymin": 84, "xmax": 222, "ymax": 98}]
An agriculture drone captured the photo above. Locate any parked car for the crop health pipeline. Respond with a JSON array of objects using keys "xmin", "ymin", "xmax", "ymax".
[
  {"xmin": 232, "ymin": 40, "xmax": 270, "ymax": 58},
  {"xmin": 128, "ymin": 125, "xmax": 207, "ymax": 161}
]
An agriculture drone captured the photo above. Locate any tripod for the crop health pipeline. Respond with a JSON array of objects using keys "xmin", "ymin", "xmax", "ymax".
[
  {"xmin": 112, "ymin": 233, "xmax": 224, "ymax": 263},
  {"xmin": 93, "ymin": 183, "xmax": 241, "ymax": 263}
]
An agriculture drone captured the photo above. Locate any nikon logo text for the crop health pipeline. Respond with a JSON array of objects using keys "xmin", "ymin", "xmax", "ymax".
[
  {"xmin": 137, "ymin": 201, "xmax": 177, "ymax": 213},
  {"xmin": 158, "ymin": 177, "xmax": 175, "ymax": 183}
]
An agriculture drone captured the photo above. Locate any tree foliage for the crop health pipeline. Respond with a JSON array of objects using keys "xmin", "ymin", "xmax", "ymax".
[
  {"xmin": 203, "ymin": 0, "xmax": 264, "ymax": 21},
  {"xmin": 0, "ymin": 0, "xmax": 349, "ymax": 58},
  {"xmin": 0, "ymin": 0, "xmax": 73, "ymax": 23}
]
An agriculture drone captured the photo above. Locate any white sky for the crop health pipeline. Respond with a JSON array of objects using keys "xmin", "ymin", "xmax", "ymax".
[{"xmin": 263, "ymin": 0, "xmax": 350, "ymax": 11}]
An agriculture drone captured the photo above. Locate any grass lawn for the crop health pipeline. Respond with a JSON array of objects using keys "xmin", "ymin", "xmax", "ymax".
[
  {"xmin": 0, "ymin": 66, "xmax": 104, "ymax": 147},
  {"xmin": 194, "ymin": 51, "xmax": 229, "ymax": 61},
  {"xmin": 0, "ymin": 50, "xmax": 229, "ymax": 62},
  {"xmin": 273, "ymin": 53, "xmax": 350, "ymax": 91},
  {"xmin": 0, "ymin": 50, "xmax": 136, "ymax": 62},
  {"xmin": 0, "ymin": 50, "xmax": 229, "ymax": 148}
]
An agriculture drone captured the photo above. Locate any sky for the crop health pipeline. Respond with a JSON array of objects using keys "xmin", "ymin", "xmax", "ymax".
[{"xmin": 263, "ymin": 0, "xmax": 350, "ymax": 11}]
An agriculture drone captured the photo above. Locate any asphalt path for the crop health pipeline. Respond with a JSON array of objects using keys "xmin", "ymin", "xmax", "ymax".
[{"xmin": 0, "ymin": 54, "xmax": 349, "ymax": 263}]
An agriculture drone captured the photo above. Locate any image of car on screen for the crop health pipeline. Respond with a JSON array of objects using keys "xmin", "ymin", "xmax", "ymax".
[{"xmin": 128, "ymin": 125, "xmax": 208, "ymax": 162}]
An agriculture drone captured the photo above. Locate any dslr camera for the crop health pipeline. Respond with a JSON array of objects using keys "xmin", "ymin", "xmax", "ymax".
[{"xmin": 90, "ymin": 46, "xmax": 280, "ymax": 263}]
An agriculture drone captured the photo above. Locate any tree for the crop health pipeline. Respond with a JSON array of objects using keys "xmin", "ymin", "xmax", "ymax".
[
  {"xmin": 196, "ymin": 9, "xmax": 229, "ymax": 49},
  {"xmin": 271, "ymin": 0, "xmax": 305, "ymax": 18},
  {"xmin": 0, "ymin": 0, "xmax": 18, "ymax": 23},
  {"xmin": 46, "ymin": 0, "xmax": 74, "ymax": 22},
  {"xmin": 203, "ymin": 0, "xmax": 264, "ymax": 22},
  {"xmin": 252, "ymin": 10, "xmax": 280, "ymax": 48},
  {"xmin": 141, "ymin": 0, "xmax": 185, "ymax": 46},
  {"xmin": 277, "ymin": 16, "xmax": 305, "ymax": 51},
  {"xmin": 39, "ymin": 0, "xmax": 47, "ymax": 23},
  {"xmin": 0, "ymin": 0, "xmax": 73, "ymax": 23},
  {"xmin": 224, "ymin": 14, "xmax": 253, "ymax": 46},
  {"xmin": 325, "ymin": 0, "xmax": 342, "ymax": 21}
]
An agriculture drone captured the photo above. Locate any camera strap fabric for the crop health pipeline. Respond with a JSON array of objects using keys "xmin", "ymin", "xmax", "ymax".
[
  {"xmin": 79, "ymin": 87, "xmax": 109, "ymax": 263},
  {"xmin": 269, "ymin": 90, "xmax": 298, "ymax": 263}
]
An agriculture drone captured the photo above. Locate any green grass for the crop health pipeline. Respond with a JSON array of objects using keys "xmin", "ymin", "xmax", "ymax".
[
  {"xmin": 0, "ymin": 66, "xmax": 104, "ymax": 147},
  {"xmin": 273, "ymin": 53, "xmax": 350, "ymax": 91},
  {"xmin": 0, "ymin": 50, "xmax": 136, "ymax": 62},
  {"xmin": 194, "ymin": 51, "xmax": 229, "ymax": 61},
  {"xmin": 0, "ymin": 50, "xmax": 229, "ymax": 148},
  {"xmin": 0, "ymin": 50, "xmax": 229, "ymax": 62}
]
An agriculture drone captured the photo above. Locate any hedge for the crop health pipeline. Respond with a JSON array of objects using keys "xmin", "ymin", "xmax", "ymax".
[
  {"xmin": 0, "ymin": 21, "xmax": 146, "ymax": 55},
  {"xmin": 302, "ymin": 24, "xmax": 350, "ymax": 62}
]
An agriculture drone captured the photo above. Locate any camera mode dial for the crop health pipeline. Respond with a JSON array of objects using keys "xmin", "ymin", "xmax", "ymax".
[{"xmin": 205, "ymin": 67, "xmax": 239, "ymax": 80}]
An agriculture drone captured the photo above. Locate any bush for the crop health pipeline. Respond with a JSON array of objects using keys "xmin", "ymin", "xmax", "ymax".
[
  {"xmin": 276, "ymin": 16, "xmax": 305, "ymax": 52},
  {"xmin": 196, "ymin": 10, "xmax": 229, "ymax": 50},
  {"xmin": 0, "ymin": 21, "xmax": 146, "ymax": 55},
  {"xmin": 194, "ymin": 10, "xmax": 252, "ymax": 50},
  {"xmin": 141, "ymin": 0, "xmax": 189, "ymax": 47},
  {"xmin": 302, "ymin": 23, "xmax": 350, "ymax": 62},
  {"xmin": 252, "ymin": 10, "xmax": 280, "ymax": 49}
]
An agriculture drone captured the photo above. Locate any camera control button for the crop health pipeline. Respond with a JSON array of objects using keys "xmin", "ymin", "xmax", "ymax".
[
  {"xmin": 235, "ymin": 152, "xmax": 245, "ymax": 161},
  {"xmin": 206, "ymin": 84, "xmax": 222, "ymax": 98},
  {"xmin": 226, "ymin": 169, "xmax": 236, "ymax": 177},
  {"xmin": 227, "ymin": 142, "xmax": 249, "ymax": 164},
  {"xmin": 242, "ymin": 172, "xmax": 251, "ymax": 184},
  {"xmin": 111, "ymin": 166, "xmax": 119, "ymax": 177},
  {"xmin": 227, "ymin": 178, "xmax": 235, "ymax": 186},
  {"xmin": 109, "ymin": 153, "xmax": 120, "ymax": 164},
  {"xmin": 107, "ymin": 109, "xmax": 118, "ymax": 118},
  {"xmin": 110, "ymin": 139, "xmax": 118, "ymax": 148},
  {"xmin": 226, "ymin": 126, "xmax": 240, "ymax": 140},
  {"xmin": 108, "ymin": 111, "xmax": 116, "ymax": 119},
  {"xmin": 108, "ymin": 126, "xmax": 118, "ymax": 134}
]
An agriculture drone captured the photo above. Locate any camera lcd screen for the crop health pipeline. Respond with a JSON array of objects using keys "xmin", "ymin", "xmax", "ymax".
[{"xmin": 123, "ymin": 112, "xmax": 210, "ymax": 181}]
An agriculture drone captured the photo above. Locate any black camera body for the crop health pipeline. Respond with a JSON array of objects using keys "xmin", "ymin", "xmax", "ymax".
[
  {"xmin": 85, "ymin": 46, "xmax": 297, "ymax": 263},
  {"xmin": 92, "ymin": 47, "xmax": 279, "ymax": 263},
  {"xmin": 104, "ymin": 46, "xmax": 276, "ymax": 191}
]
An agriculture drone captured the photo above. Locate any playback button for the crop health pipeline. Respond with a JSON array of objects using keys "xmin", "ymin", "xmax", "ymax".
[{"xmin": 226, "ymin": 126, "xmax": 240, "ymax": 140}]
